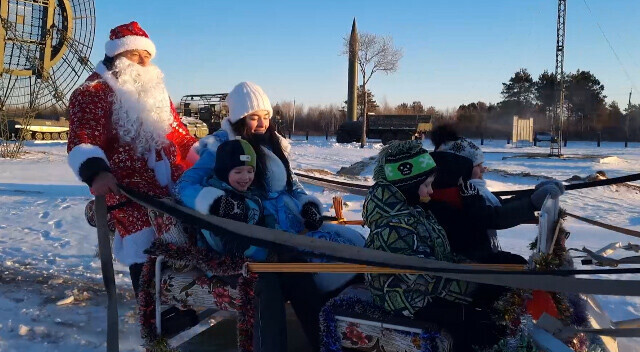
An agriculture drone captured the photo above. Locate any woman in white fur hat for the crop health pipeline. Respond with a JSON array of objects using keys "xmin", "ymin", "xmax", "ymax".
[{"xmin": 176, "ymin": 82, "xmax": 327, "ymax": 351}]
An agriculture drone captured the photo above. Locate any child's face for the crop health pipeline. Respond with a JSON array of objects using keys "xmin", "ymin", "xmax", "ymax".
[
  {"xmin": 228, "ymin": 166, "xmax": 255, "ymax": 192},
  {"xmin": 418, "ymin": 175, "xmax": 436, "ymax": 200}
]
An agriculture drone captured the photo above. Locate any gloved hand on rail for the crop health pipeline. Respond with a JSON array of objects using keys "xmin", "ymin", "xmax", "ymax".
[
  {"xmin": 530, "ymin": 184, "xmax": 563, "ymax": 210},
  {"xmin": 301, "ymin": 202, "xmax": 323, "ymax": 231},
  {"xmin": 534, "ymin": 179, "xmax": 565, "ymax": 195},
  {"xmin": 209, "ymin": 193, "xmax": 252, "ymax": 255},
  {"xmin": 209, "ymin": 193, "xmax": 249, "ymax": 223}
]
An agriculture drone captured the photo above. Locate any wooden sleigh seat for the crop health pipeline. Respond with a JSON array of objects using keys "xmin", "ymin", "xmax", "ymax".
[
  {"xmin": 153, "ymin": 255, "xmax": 245, "ymax": 330},
  {"xmin": 320, "ymin": 284, "xmax": 453, "ymax": 352},
  {"xmin": 139, "ymin": 239, "xmax": 256, "ymax": 351}
]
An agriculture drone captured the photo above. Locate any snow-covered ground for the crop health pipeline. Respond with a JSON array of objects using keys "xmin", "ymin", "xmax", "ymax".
[{"xmin": 0, "ymin": 137, "xmax": 639, "ymax": 351}]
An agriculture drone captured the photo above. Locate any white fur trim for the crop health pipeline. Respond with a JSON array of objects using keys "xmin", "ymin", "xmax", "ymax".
[
  {"xmin": 95, "ymin": 61, "xmax": 108, "ymax": 77},
  {"xmin": 194, "ymin": 187, "xmax": 226, "ymax": 214},
  {"xmin": 67, "ymin": 143, "xmax": 109, "ymax": 180},
  {"xmin": 278, "ymin": 134, "xmax": 291, "ymax": 155},
  {"xmin": 202, "ymin": 134, "xmax": 225, "ymax": 154},
  {"xmin": 186, "ymin": 143, "xmax": 200, "ymax": 164},
  {"xmin": 105, "ymin": 35, "xmax": 156, "ymax": 58},
  {"xmin": 112, "ymin": 227, "xmax": 155, "ymax": 266},
  {"xmin": 262, "ymin": 147, "xmax": 288, "ymax": 192},
  {"xmin": 222, "ymin": 117, "xmax": 236, "ymax": 137},
  {"xmin": 147, "ymin": 150, "xmax": 172, "ymax": 187},
  {"xmin": 297, "ymin": 193, "xmax": 324, "ymax": 211}
]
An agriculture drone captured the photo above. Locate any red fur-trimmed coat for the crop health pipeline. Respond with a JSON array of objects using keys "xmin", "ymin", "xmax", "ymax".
[{"xmin": 67, "ymin": 67, "xmax": 198, "ymax": 265}]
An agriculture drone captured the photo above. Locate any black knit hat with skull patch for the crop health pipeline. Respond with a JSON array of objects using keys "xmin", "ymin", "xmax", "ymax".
[{"xmin": 373, "ymin": 140, "xmax": 437, "ymax": 204}]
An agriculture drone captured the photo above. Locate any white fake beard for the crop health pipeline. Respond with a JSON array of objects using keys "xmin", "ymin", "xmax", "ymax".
[{"xmin": 106, "ymin": 57, "xmax": 174, "ymax": 156}]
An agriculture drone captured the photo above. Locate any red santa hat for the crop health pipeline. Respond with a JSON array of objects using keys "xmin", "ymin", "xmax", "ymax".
[{"xmin": 105, "ymin": 21, "xmax": 156, "ymax": 59}]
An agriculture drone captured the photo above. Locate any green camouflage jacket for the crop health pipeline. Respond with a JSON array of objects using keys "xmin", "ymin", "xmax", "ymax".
[{"xmin": 363, "ymin": 180, "xmax": 474, "ymax": 317}]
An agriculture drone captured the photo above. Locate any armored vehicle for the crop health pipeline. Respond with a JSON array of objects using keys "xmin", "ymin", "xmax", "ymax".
[
  {"xmin": 7, "ymin": 116, "xmax": 70, "ymax": 141},
  {"xmin": 178, "ymin": 94, "xmax": 228, "ymax": 137},
  {"xmin": 336, "ymin": 114, "xmax": 433, "ymax": 145}
]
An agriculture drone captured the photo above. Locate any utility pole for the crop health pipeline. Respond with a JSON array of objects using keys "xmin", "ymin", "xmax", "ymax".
[
  {"xmin": 626, "ymin": 89, "xmax": 632, "ymax": 148},
  {"xmin": 551, "ymin": 0, "xmax": 567, "ymax": 156}
]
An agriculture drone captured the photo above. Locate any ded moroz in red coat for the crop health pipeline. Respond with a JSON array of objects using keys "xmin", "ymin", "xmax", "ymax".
[{"xmin": 67, "ymin": 62, "xmax": 198, "ymax": 266}]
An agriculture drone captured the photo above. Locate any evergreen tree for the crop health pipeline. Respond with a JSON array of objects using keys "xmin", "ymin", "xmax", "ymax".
[{"xmin": 500, "ymin": 68, "xmax": 535, "ymax": 115}]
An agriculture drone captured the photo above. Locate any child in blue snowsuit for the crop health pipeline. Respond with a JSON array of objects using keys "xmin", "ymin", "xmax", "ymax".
[{"xmin": 196, "ymin": 137, "xmax": 269, "ymax": 261}]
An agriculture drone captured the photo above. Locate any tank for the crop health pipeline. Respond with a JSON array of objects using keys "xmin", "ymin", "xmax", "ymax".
[{"xmin": 8, "ymin": 116, "xmax": 70, "ymax": 141}]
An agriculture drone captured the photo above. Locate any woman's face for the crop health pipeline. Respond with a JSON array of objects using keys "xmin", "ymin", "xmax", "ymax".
[
  {"xmin": 471, "ymin": 163, "xmax": 486, "ymax": 180},
  {"xmin": 244, "ymin": 110, "xmax": 270, "ymax": 134},
  {"xmin": 418, "ymin": 174, "xmax": 436, "ymax": 200}
]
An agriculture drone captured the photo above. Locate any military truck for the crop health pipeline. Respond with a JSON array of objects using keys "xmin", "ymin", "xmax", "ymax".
[
  {"xmin": 336, "ymin": 114, "xmax": 432, "ymax": 145},
  {"xmin": 178, "ymin": 94, "xmax": 228, "ymax": 137},
  {"xmin": 7, "ymin": 116, "xmax": 70, "ymax": 141}
]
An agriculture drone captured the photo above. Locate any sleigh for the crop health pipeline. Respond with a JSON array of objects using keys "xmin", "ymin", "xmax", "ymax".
[{"xmin": 90, "ymin": 178, "xmax": 640, "ymax": 352}]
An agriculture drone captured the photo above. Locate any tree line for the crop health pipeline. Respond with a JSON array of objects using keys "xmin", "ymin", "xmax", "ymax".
[
  {"xmin": 274, "ymin": 68, "xmax": 638, "ymax": 142},
  {"xmin": 456, "ymin": 68, "xmax": 635, "ymax": 141},
  {"xmin": 272, "ymin": 87, "xmax": 441, "ymax": 135}
]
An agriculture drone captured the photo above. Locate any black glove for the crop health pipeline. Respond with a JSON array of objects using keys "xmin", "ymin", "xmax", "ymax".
[
  {"xmin": 534, "ymin": 179, "xmax": 565, "ymax": 195},
  {"xmin": 209, "ymin": 194, "xmax": 249, "ymax": 223},
  {"xmin": 458, "ymin": 180, "xmax": 480, "ymax": 197},
  {"xmin": 530, "ymin": 184, "xmax": 563, "ymax": 210},
  {"xmin": 209, "ymin": 194, "xmax": 251, "ymax": 255},
  {"xmin": 301, "ymin": 202, "xmax": 323, "ymax": 231}
]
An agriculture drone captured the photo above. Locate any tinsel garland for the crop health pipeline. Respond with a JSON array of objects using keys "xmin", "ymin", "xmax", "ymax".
[
  {"xmin": 484, "ymin": 316, "xmax": 537, "ymax": 352},
  {"xmin": 138, "ymin": 239, "xmax": 257, "ymax": 352},
  {"xmin": 319, "ymin": 295, "xmax": 440, "ymax": 352},
  {"xmin": 487, "ymin": 210, "xmax": 603, "ymax": 352}
]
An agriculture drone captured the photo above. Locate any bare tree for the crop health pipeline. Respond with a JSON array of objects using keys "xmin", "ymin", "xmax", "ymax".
[{"xmin": 343, "ymin": 32, "xmax": 403, "ymax": 147}]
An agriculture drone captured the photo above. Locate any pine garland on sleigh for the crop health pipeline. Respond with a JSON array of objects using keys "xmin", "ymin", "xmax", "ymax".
[
  {"xmin": 138, "ymin": 240, "xmax": 257, "ymax": 352},
  {"xmin": 484, "ymin": 210, "xmax": 606, "ymax": 352}
]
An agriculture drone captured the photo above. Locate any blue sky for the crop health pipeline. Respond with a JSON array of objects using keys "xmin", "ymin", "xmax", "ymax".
[{"xmin": 92, "ymin": 0, "xmax": 640, "ymax": 110}]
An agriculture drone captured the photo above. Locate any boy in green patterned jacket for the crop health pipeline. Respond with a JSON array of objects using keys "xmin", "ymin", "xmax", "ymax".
[
  {"xmin": 363, "ymin": 140, "xmax": 504, "ymax": 350},
  {"xmin": 363, "ymin": 140, "xmax": 474, "ymax": 317}
]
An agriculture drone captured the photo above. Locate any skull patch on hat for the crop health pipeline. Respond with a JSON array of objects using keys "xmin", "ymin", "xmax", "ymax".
[{"xmin": 397, "ymin": 162, "xmax": 413, "ymax": 176}]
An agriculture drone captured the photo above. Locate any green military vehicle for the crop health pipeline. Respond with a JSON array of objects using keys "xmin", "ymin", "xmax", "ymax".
[
  {"xmin": 7, "ymin": 116, "xmax": 70, "ymax": 140},
  {"xmin": 336, "ymin": 114, "xmax": 433, "ymax": 145},
  {"xmin": 178, "ymin": 94, "xmax": 228, "ymax": 138}
]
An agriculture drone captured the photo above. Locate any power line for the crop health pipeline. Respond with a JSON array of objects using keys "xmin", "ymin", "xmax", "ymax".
[{"xmin": 582, "ymin": 0, "xmax": 639, "ymax": 93}]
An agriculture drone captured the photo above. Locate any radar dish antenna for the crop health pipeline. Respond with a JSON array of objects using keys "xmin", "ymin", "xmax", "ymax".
[{"xmin": 0, "ymin": 0, "xmax": 95, "ymax": 156}]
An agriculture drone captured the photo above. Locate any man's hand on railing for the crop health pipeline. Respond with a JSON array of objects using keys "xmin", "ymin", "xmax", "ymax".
[{"xmin": 91, "ymin": 171, "xmax": 121, "ymax": 196}]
